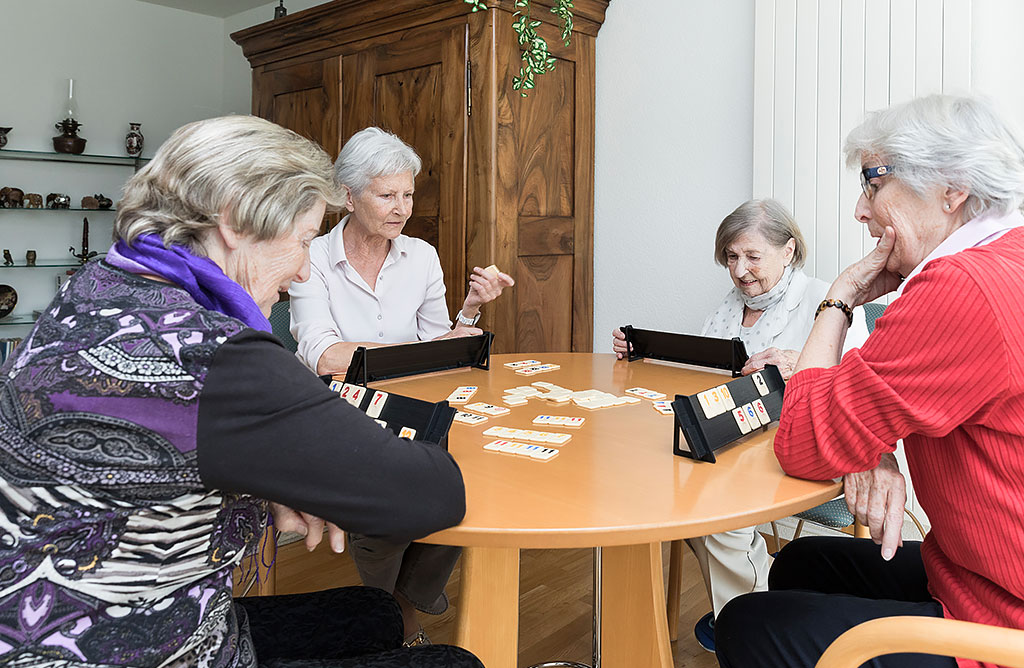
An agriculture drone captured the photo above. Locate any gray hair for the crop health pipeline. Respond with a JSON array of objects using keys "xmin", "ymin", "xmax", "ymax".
[
  {"xmin": 845, "ymin": 95, "xmax": 1024, "ymax": 220},
  {"xmin": 714, "ymin": 199, "xmax": 807, "ymax": 268},
  {"xmin": 114, "ymin": 115, "xmax": 342, "ymax": 253},
  {"xmin": 334, "ymin": 127, "xmax": 422, "ymax": 196}
]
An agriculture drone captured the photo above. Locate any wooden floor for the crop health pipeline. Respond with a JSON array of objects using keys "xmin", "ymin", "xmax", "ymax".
[{"xmin": 257, "ymin": 539, "xmax": 722, "ymax": 668}]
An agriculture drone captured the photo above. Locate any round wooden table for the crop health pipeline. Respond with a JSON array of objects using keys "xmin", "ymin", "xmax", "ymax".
[{"xmin": 372, "ymin": 353, "xmax": 840, "ymax": 668}]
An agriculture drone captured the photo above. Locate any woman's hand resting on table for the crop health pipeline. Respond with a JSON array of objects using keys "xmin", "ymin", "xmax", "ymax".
[
  {"xmin": 270, "ymin": 503, "xmax": 346, "ymax": 553},
  {"xmin": 741, "ymin": 347, "xmax": 801, "ymax": 380}
]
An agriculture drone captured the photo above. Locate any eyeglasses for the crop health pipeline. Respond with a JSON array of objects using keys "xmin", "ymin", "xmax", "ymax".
[{"xmin": 860, "ymin": 165, "xmax": 894, "ymax": 200}]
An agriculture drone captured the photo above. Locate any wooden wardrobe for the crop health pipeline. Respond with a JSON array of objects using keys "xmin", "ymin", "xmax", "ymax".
[{"xmin": 231, "ymin": 0, "xmax": 608, "ymax": 353}]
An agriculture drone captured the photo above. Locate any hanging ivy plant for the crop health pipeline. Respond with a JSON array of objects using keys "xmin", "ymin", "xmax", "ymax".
[{"xmin": 463, "ymin": 0, "xmax": 574, "ymax": 97}]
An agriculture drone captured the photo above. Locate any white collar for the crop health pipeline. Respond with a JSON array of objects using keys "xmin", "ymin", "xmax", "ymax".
[
  {"xmin": 328, "ymin": 214, "xmax": 409, "ymax": 269},
  {"xmin": 895, "ymin": 209, "xmax": 1024, "ymax": 296}
]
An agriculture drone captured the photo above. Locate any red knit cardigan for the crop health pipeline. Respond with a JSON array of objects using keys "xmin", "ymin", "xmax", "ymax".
[{"xmin": 776, "ymin": 228, "xmax": 1024, "ymax": 668}]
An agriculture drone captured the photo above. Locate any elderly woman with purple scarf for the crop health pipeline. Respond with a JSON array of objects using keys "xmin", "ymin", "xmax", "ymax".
[{"xmin": 0, "ymin": 116, "xmax": 481, "ymax": 668}]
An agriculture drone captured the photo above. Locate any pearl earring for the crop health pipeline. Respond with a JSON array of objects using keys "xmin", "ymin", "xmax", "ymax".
[{"xmin": 944, "ymin": 203, "xmax": 951, "ymax": 211}]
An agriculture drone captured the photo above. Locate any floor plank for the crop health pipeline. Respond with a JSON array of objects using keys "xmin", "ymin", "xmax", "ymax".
[{"xmin": 255, "ymin": 539, "xmax": 721, "ymax": 668}]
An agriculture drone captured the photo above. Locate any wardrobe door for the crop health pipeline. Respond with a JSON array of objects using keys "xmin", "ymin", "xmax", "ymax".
[
  {"xmin": 252, "ymin": 55, "xmax": 342, "ymax": 234},
  {"xmin": 342, "ymin": 24, "xmax": 468, "ymax": 320}
]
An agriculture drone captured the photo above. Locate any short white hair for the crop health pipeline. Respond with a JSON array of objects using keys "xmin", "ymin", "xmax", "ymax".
[
  {"xmin": 115, "ymin": 115, "xmax": 341, "ymax": 253},
  {"xmin": 334, "ymin": 127, "xmax": 422, "ymax": 196},
  {"xmin": 845, "ymin": 95, "xmax": 1024, "ymax": 220}
]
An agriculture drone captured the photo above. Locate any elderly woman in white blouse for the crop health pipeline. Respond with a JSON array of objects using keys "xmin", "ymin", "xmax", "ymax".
[
  {"xmin": 290, "ymin": 127, "xmax": 514, "ymax": 376},
  {"xmin": 289, "ymin": 127, "xmax": 514, "ymax": 645},
  {"xmin": 612, "ymin": 198, "xmax": 868, "ymax": 652}
]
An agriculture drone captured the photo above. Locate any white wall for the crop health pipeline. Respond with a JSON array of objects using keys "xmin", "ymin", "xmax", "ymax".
[
  {"xmin": 972, "ymin": 0, "xmax": 1024, "ymax": 128},
  {"xmin": 593, "ymin": 0, "xmax": 756, "ymax": 347},
  {"xmin": 223, "ymin": 0, "xmax": 326, "ymax": 115},
  {"xmin": 0, "ymin": 0, "xmax": 226, "ymax": 327}
]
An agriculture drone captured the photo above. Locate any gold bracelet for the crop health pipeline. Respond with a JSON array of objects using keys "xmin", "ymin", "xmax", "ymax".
[{"xmin": 815, "ymin": 298, "xmax": 853, "ymax": 325}]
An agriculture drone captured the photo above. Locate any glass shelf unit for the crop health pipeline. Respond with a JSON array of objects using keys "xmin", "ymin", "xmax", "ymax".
[
  {"xmin": 0, "ymin": 260, "xmax": 94, "ymax": 269},
  {"xmin": 0, "ymin": 149, "xmax": 148, "ymax": 168},
  {"xmin": 0, "ymin": 315, "xmax": 38, "ymax": 327},
  {"xmin": 0, "ymin": 208, "xmax": 115, "ymax": 213}
]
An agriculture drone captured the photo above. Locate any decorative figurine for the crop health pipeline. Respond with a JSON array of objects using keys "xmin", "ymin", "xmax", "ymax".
[
  {"xmin": 0, "ymin": 127, "xmax": 10, "ymax": 150},
  {"xmin": 24, "ymin": 193, "xmax": 43, "ymax": 208},
  {"xmin": 81, "ymin": 196, "xmax": 99, "ymax": 210},
  {"xmin": 274, "ymin": 0, "xmax": 287, "ymax": 18},
  {"xmin": 53, "ymin": 79, "xmax": 86, "ymax": 154},
  {"xmin": 70, "ymin": 217, "xmax": 97, "ymax": 265},
  {"xmin": 46, "ymin": 193, "xmax": 70, "ymax": 209},
  {"xmin": 25, "ymin": 250, "xmax": 36, "ymax": 267},
  {"xmin": 125, "ymin": 123, "xmax": 144, "ymax": 157},
  {"xmin": 2, "ymin": 250, "xmax": 12, "ymax": 266},
  {"xmin": 0, "ymin": 187, "xmax": 25, "ymax": 209},
  {"xmin": 94, "ymin": 194, "xmax": 112, "ymax": 209}
]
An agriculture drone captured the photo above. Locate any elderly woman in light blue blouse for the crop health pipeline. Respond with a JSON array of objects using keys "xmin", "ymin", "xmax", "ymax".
[{"xmin": 613, "ymin": 198, "xmax": 868, "ymax": 652}]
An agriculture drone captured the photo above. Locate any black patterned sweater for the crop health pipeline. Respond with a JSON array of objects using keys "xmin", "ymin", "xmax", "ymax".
[{"xmin": 0, "ymin": 260, "xmax": 466, "ymax": 667}]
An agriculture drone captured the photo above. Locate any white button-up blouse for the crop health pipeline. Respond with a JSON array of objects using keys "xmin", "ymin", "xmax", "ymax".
[{"xmin": 288, "ymin": 216, "xmax": 452, "ymax": 371}]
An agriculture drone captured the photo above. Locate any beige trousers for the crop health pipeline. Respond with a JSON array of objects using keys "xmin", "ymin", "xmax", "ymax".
[{"xmin": 685, "ymin": 526, "xmax": 772, "ymax": 617}]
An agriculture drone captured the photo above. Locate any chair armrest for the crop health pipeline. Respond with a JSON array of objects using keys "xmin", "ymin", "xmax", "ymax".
[{"xmin": 816, "ymin": 616, "xmax": 1024, "ymax": 668}]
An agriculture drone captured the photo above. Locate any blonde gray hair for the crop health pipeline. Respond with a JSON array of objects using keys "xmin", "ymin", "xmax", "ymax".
[
  {"xmin": 334, "ymin": 127, "xmax": 422, "ymax": 197},
  {"xmin": 714, "ymin": 199, "xmax": 807, "ymax": 268},
  {"xmin": 845, "ymin": 95, "xmax": 1024, "ymax": 220},
  {"xmin": 114, "ymin": 115, "xmax": 342, "ymax": 253}
]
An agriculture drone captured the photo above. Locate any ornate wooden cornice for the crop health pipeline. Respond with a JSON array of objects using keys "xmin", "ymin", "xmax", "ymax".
[{"xmin": 231, "ymin": 0, "xmax": 609, "ymax": 67}]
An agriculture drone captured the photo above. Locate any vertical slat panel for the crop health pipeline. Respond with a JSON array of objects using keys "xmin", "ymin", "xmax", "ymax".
[
  {"xmin": 753, "ymin": 0, "xmax": 777, "ymax": 198},
  {"xmin": 772, "ymin": 0, "xmax": 798, "ymax": 213},
  {"xmin": 889, "ymin": 0, "xmax": 918, "ymax": 106},
  {"xmin": 942, "ymin": 0, "xmax": 972, "ymax": 93},
  {"xmin": 916, "ymin": 0, "xmax": 944, "ymax": 96},
  {"xmin": 864, "ymin": 0, "xmax": 892, "ymax": 259},
  {"xmin": 839, "ymin": 0, "xmax": 867, "ymax": 272},
  {"xmin": 864, "ymin": 0, "xmax": 892, "ymax": 113},
  {"xmin": 815, "ymin": 1, "xmax": 842, "ymax": 279},
  {"xmin": 794, "ymin": 0, "xmax": 818, "ymax": 275}
]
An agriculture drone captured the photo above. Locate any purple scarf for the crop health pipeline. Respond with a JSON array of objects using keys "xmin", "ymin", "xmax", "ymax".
[{"xmin": 105, "ymin": 234, "xmax": 272, "ymax": 332}]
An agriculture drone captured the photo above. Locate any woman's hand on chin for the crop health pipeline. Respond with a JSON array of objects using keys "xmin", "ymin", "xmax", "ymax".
[
  {"xmin": 830, "ymin": 226, "xmax": 902, "ymax": 306},
  {"xmin": 741, "ymin": 347, "xmax": 800, "ymax": 379}
]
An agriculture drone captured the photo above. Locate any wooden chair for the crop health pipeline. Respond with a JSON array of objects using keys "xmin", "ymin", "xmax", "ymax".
[{"xmin": 816, "ymin": 616, "xmax": 1024, "ymax": 668}]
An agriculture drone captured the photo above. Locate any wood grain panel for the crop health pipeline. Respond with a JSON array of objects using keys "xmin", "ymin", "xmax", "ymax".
[
  {"xmin": 341, "ymin": 27, "xmax": 466, "ymax": 318},
  {"xmin": 572, "ymin": 32, "xmax": 596, "ymax": 353},
  {"xmin": 377, "ymin": 63, "xmax": 443, "ymax": 229},
  {"xmin": 516, "ymin": 255, "xmax": 573, "ymax": 352},
  {"xmin": 518, "ymin": 216, "xmax": 574, "ymax": 256},
  {"xmin": 512, "ymin": 58, "xmax": 575, "ymax": 218},
  {"xmin": 274, "ymin": 88, "xmax": 328, "ymax": 145}
]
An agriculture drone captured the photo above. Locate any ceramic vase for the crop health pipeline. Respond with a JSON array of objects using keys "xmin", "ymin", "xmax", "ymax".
[{"xmin": 125, "ymin": 123, "xmax": 144, "ymax": 157}]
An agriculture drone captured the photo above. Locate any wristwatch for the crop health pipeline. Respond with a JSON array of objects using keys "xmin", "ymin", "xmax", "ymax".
[{"xmin": 456, "ymin": 310, "xmax": 481, "ymax": 326}]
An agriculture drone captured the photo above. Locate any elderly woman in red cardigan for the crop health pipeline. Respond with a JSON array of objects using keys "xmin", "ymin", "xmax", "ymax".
[{"xmin": 715, "ymin": 94, "xmax": 1024, "ymax": 668}]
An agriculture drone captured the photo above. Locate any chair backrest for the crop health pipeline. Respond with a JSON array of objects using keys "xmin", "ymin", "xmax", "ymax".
[
  {"xmin": 816, "ymin": 616, "xmax": 1024, "ymax": 668},
  {"xmin": 863, "ymin": 302, "xmax": 886, "ymax": 334},
  {"xmin": 269, "ymin": 300, "xmax": 298, "ymax": 353}
]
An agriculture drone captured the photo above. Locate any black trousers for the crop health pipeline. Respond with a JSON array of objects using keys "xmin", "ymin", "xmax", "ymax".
[
  {"xmin": 715, "ymin": 537, "xmax": 956, "ymax": 668},
  {"xmin": 235, "ymin": 586, "xmax": 483, "ymax": 668}
]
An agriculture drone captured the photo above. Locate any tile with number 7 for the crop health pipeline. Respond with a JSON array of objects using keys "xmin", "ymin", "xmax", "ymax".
[{"xmin": 366, "ymin": 391, "xmax": 388, "ymax": 418}]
